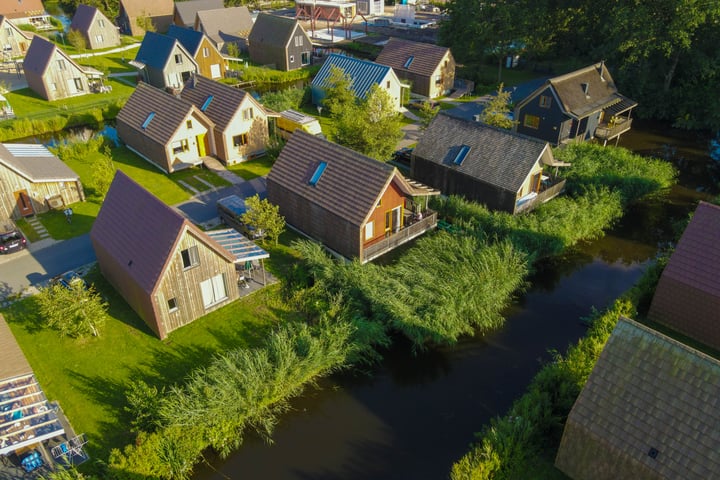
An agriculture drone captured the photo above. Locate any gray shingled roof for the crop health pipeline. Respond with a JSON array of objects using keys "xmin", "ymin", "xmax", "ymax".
[
  {"xmin": 375, "ymin": 37, "xmax": 450, "ymax": 78},
  {"xmin": 248, "ymin": 13, "xmax": 302, "ymax": 48},
  {"xmin": 69, "ymin": 4, "xmax": 99, "ymax": 33},
  {"xmin": 180, "ymin": 75, "xmax": 250, "ymax": 132},
  {"xmin": 268, "ymin": 131, "xmax": 398, "ymax": 227},
  {"xmin": 116, "ymin": 82, "xmax": 206, "ymax": 147},
  {"xmin": 0, "ymin": 143, "xmax": 79, "ymax": 182},
  {"xmin": 173, "ymin": 0, "xmax": 223, "ymax": 26},
  {"xmin": 547, "ymin": 62, "xmax": 636, "ymax": 117},
  {"xmin": 413, "ymin": 113, "xmax": 549, "ymax": 193},
  {"xmin": 91, "ymin": 171, "xmax": 234, "ymax": 294},
  {"xmin": 559, "ymin": 317, "xmax": 720, "ymax": 480},
  {"xmin": 196, "ymin": 6, "xmax": 254, "ymax": 44}
]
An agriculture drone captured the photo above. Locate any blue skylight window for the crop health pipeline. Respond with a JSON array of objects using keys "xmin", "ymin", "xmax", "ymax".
[
  {"xmin": 404, "ymin": 56, "xmax": 414, "ymax": 68},
  {"xmin": 309, "ymin": 161, "xmax": 328, "ymax": 186},
  {"xmin": 453, "ymin": 145, "xmax": 470, "ymax": 165},
  {"xmin": 201, "ymin": 95, "xmax": 214, "ymax": 112},
  {"xmin": 141, "ymin": 112, "xmax": 155, "ymax": 129}
]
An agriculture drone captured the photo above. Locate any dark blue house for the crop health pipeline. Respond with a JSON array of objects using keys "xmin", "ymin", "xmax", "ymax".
[{"xmin": 513, "ymin": 62, "xmax": 637, "ymax": 146}]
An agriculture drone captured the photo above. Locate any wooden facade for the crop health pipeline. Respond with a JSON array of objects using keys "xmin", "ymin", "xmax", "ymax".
[
  {"xmin": 267, "ymin": 131, "xmax": 439, "ymax": 263},
  {"xmin": 0, "ymin": 144, "xmax": 84, "ymax": 221},
  {"xmin": 248, "ymin": 14, "xmax": 312, "ymax": 71},
  {"xmin": 0, "ymin": 16, "xmax": 31, "ymax": 58},
  {"xmin": 194, "ymin": 36, "xmax": 226, "ymax": 79},
  {"xmin": 116, "ymin": 0, "xmax": 173, "ymax": 36},
  {"xmin": 91, "ymin": 171, "xmax": 239, "ymax": 339},
  {"xmin": 23, "ymin": 37, "xmax": 103, "ymax": 101}
]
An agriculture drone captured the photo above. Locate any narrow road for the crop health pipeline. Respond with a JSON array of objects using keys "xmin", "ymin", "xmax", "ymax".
[{"xmin": 0, "ymin": 234, "xmax": 95, "ymax": 300}]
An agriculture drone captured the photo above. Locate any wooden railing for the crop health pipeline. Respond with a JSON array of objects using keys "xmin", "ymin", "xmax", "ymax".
[
  {"xmin": 595, "ymin": 117, "xmax": 633, "ymax": 140},
  {"xmin": 516, "ymin": 179, "xmax": 566, "ymax": 214},
  {"xmin": 363, "ymin": 211, "xmax": 438, "ymax": 262}
]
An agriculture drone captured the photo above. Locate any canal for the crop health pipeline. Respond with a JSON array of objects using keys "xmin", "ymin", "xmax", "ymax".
[{"xmin": 193, "ymin": 122, "xmax": 715, "ymax": 479}]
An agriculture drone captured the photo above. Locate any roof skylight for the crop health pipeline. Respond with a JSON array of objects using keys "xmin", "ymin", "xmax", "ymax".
[
  {"xmin": 453, "ymin": 145, "xmax": 470, "ymax": 165},
  {"xmin": 309, "ymin": 161, "xmax": 328, "ymax": 186},
  {"xmin": 201, "ymin": 95, "xmax": 214, "ymax": 112},
  {"xmin": 141, "ymin": 112, "xmax": 156, "ymax": 129}
]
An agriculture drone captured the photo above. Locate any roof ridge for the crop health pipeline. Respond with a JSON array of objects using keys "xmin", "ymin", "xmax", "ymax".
[{"xmin": 549, "ymin": 62, "xmax": 603, "ymax": 84}]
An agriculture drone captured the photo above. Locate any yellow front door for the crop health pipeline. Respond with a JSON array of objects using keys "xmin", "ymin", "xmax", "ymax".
[{"xmin": 196, "ymin": 133, "xmax": 207, "ymax": 157}]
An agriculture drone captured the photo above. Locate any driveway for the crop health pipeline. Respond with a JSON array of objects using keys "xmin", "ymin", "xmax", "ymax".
[
  {"xmin": 0, "ymin": 234, "xmax": 95, "ymax": 300},
  {"xmin": 173, "ymin": 177, "xmax": 267, "ymax": 227}
]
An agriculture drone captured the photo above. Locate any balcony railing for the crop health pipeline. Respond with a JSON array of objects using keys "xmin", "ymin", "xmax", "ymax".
[
  {"xmin": 595, "ymin": 117, "xmax": 633, "ymax": 140},
  {"xmin": 363, "ymin": 210, "xmax": 438, "ymax": 262},
  {"xmin": 515, "ymin": 178, "xmax": 566, "ymax": 214}
]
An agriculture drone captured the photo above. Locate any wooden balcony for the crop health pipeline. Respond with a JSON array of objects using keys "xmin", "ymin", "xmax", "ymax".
[
  {"xmin": 363, "ymin": 210, "xmax": 438, "ymax": 262},
  {"xmin": 595, "ymin": 117, "xmax": 633, "ymax": 141},
  {"xmin": 515, "ymin": 178, "xmax": 566, "ymax": 214}
]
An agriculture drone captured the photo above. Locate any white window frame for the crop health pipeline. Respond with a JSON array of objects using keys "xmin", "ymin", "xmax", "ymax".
[
  {"xmin": 365, "ymin": 221, "xmax": 374, "ymax": 240},
  {"xmin": 200, "ymin": 274, "xmax": 227, "ymax": 309}
]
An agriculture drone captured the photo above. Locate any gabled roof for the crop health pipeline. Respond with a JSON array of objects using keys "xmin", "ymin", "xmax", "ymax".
[
  {"xmin": 656, "ymin": 201, "xmax": 720, "ymax": 298},
  {"xmin": 540, "ymin": 62, "xmax": 637, "ymax": 118},
  {"xmin": 91, "ymin": 171, "xmax": 234, "ymax": 294},
  {"xmin": 134, "ymin": 31, "xmax": 192, "ymax": 70},
  {"xmin": 249, "ymin": 13, "xmax": 306, "ymax": 48},
  {"xmin": 195, "ymin": 6, "xmax": 254, "ymax": 44},
  {"xmin": 70, "ymin": 4, "xmax": 102, "ymax": 33},
  {"xmin": 117, "ymin": 82, "xmax": 213, "ymax": 147},
  {"xmin": 23, "ymin": 35, "xmax": 102, "ymax": 78},
  {"xmin": 0, "ymin": 15, "xmax": 31, "ymax": 40},
  {"xmin": 173, "ymin": 0, "xmax": 223, "ymax": 26},
  {"xmin": 180, "ymin": 75, "xmax": 254, "ymax": 132},
  {"xmin": 312, "ymin": 53, "xmax": 394, "ymax": 101},
  {"xmin": 0, "ymin": 0, "xmax": 45, "ymax": 19},
  {"xmin": 414, "ymin": 113, "xmax": 550, "ymax": 193},
  {"xmin": 166, "ymin": 24, "xmax": 206, "ymax": 57},
  {"xmin": 375, "ymin": 37, "xmax": 450, "ymax": 77},
  {"xmin": 268, "ymin": 131, "xmax": 401, "ymax": 226},
  {"xmin": 557, "ymin": 317, "xmax": 720, "ymax": 480},
  {"xmin": 0, "ymin": 143, "xmax": 79, "ymax": 182},
  {"xmin": 119, "ymin": 0, "xmax": 173, "ymax": 18}
]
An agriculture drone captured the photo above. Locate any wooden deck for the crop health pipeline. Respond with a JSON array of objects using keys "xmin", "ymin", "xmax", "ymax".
[{"xmin": 363, "ymin": 211, "xmax": 438, "ymax": 262}]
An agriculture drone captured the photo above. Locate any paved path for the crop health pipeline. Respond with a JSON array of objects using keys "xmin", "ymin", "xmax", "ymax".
[
  {"xmin": 203, "ymin": 157, "xmax": 246, "ymax": 185},
  {"xmin": 69, "ymin": 43, "xmax": 140, "ymax": 59}
]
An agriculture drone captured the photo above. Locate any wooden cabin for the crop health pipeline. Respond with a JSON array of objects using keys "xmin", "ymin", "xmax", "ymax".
[
  {"xmin": 90, "ymin": 171, "xmax": 240, "ymax": 339},
  {"xmin": 0, "ymin": 143, "xmax": 84, "ymax": 221},
  {"xmin": 412, "ymin": 114, "xmax": 567, "ymax": 214},
  {"xmin": 267, "ymin": 131, "xmax": 439, "ymax": 263},
  {"xmin": 166, "ymin": 25, "xmax": 226, "ymax": 80}
]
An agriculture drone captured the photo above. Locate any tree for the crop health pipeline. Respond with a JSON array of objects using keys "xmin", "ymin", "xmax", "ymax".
[
  {"xmin": 321, "ymin": 65, "xmax": 355, "ymax": 117},
  {"xmin": 333, "ymin": 85, "xmax": 404, "ymax": 160},
  {"xmin": 226, "ymin": 42, "xmax": 240, "ymax": 60},
  {"xmin": 136, "ymin": 12, "xmax": 156, "ymax": 33},
  {"xmin": 476, "ymin": 83, "xmax": 515, "ymax": 130},
  {"xmin": 36, "ymin": 282, "xmax": 108, "ymax": 338},
  {"xmin": 91, "ymin": 146, "xmax": 115, "ymax": 198},
  {"xmin": 67, "ymin": 28, "xmax": 87, "ymax": 53},
  {"xmin": 241, "ymin": 194, "xmax": 286, "ymax": 246},
  {"xmin": 417, "ymin": 101, "xmax": 440, "ymax": 129}
]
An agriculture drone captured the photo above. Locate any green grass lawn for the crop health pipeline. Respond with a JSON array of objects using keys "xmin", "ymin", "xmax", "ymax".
[
  {"xmin": 227, "ymin": 155, "xmax": 275, "ymax": 180},
  {"xmin": 39, "ymin": 146, "xmax": 230, "ymax": 239},
  {"xmin": 4, "ymin": 79, "xmax": 135, "ymax": 120},
  {"xmin": 75, "ymin": 46, "xmax": 140, "ymax": 74},
  {"xmin": 2, "ymin": 267, "xmax": 292, "ymax": 458}
]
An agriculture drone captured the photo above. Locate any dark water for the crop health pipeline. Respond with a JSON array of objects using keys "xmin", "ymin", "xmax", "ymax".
[{"xmin": 192, "ymin": 123, "xmax": 713, "ymax": 480}]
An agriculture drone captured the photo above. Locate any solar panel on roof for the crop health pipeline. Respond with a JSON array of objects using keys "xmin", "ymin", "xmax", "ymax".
[
  {"xmin": 141, "ymin": 112, "xmax": 155, "ymax": 129},
  {"xmin": 453, "ymin": 145, "xmax": 470, "ymax": 165},
  {"xmin": 201, "ymin": 95, "xmax": 214, "ymax": 111},
  {"xmin": 309, "ymin": 161, "xmax": 327, "ymax": 186}
]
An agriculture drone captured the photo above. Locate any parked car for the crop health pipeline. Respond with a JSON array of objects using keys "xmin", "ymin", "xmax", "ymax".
[
  {"xmin": 217, "ymin": 195, "xmax": 265, "ymax": 240},
  {"xmin": 50, "ymin": 270, "xmax": 88, "ymax": 290},
  {"xmin": 0, "ymin": 223, "xmax": 27, "ymax": 254}
]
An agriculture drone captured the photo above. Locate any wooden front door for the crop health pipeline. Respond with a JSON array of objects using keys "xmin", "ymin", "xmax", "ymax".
[{"xmin": 14, "ymin": 190, "xmax": 33, "ymax": 216}]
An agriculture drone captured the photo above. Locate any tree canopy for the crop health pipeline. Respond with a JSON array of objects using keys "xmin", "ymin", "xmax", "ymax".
[{"xmin": 438, "ymin": 0, "xmax": 720, "ymax": 131}]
